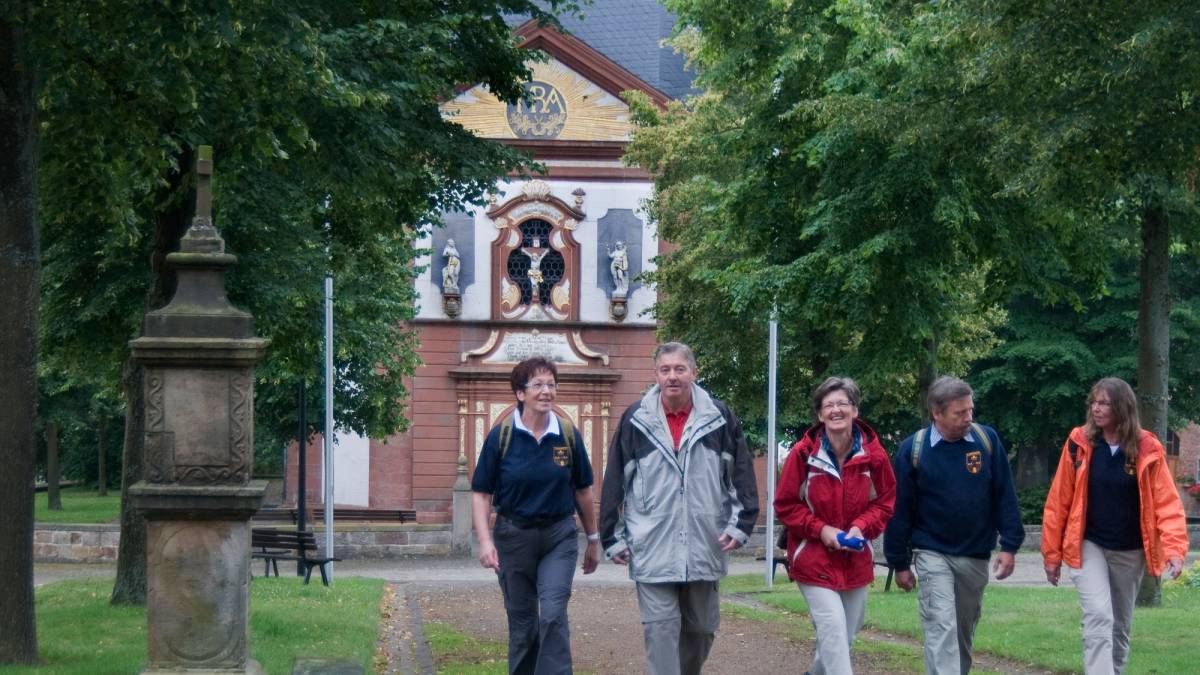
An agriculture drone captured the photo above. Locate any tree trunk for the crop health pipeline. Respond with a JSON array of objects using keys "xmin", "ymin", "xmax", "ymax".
[
  {"xmin": 46, "ymin": 422, "xmax": 61, "ymax": 511},
  {"xmin": 917, "ymin": 336, "xmax": 939, "ymax": 423},
  {"xmin": 1136, "ymin": 204, "xmax": 1170, "ymax": 608},
  {"xmin": 0, "ymin": 12, "xmax": 40, "ymax": 664},
  {"xmin": 110, "ymin": 149, "xmax": 193, "ymax": 605},
  {"xmin": 1015, "ymin": 442, "xmax": 1053, "ymax": 490},
  {"xmin": 97, "ymin": 416, "xmax": 108, "ymax": 496},
  {"xmin": 110, "ymin": 361, "xmax": 147, "ymax": 604}
]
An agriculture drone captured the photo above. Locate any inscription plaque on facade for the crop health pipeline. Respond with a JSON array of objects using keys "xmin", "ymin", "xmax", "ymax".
[{"xmin": 482, "ymin": 330, "xmax": 586, "ymax": 365}]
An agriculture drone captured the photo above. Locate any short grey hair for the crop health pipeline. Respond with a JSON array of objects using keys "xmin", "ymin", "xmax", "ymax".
[
  {"xmin": 654, "ymin": 341, "xmax": 697, "ymax": 370},
  {"xmin": 811, "ymin": 376, "xmax": 861, "ymax": 421},
  {"xmin": 927, "ymin": 376, "xmax": 973, "ymax": 413}
]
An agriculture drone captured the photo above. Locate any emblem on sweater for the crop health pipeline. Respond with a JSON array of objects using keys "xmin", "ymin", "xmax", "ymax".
[
  {"xmin": 966, "ymin": 450, "xmax": 982, "ymax": 474},
  {"xmin": 553, "ymin": 446, "xmax": 571, "ymax": 468}
]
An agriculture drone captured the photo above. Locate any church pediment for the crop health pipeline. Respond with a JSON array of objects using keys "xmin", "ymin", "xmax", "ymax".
[
  {"xmin": 440, "ymin": 22, "xmax": 671, "ymax": 143},
  {"xmin": 443, "ymin": 58, "xmax": 633, "ymax": 142}
]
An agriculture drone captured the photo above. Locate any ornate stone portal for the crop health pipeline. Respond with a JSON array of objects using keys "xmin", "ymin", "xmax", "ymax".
[{"xmin": 128, "ymin": 146, "xmax": 269, "ymax": 674}]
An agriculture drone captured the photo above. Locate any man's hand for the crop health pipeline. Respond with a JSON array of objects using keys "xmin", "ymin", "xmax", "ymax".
[
  {"xmin": 612, "ymin": 548, "xmax": 631, "ymax": 565},
  {"xmin": 718, "ymin": 533, "xmax": 743, "ymax": 552},
  {"xmin": 993, "ymin": 551, "xmax": 1015, "ymax": 580},
  {"xmin": 582, "ymin": 540, "xmax": 600, "ymax": 574},
  {"xmin": 1164, "ymin": 556, "xmax": 1186, "ymax": 580},
  {"xmin": 895, "ymin": 569, "xmax": 916, "ymax": 591},
  {"xmin": 1044, "ymin": 563, "xmax": 1061, "ymax": 586},
  {"xmin": 478, "ymin": 540, "xmax": 500, "ymax": 572}
]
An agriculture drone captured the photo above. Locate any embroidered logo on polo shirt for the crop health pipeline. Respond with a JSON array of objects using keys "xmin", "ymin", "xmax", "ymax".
[
  {"xmin": 966, "ymin": 450, "xmax": 983, "ymax": 474},
  {"xmin": 553, "ymin": 446, "xmax": 571, "ymax": 468}
]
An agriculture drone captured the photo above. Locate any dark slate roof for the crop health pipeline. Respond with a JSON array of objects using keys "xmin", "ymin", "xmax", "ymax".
[{"xmin": 510, "ymin": 0, "xmax": 697, "ymax": 100}]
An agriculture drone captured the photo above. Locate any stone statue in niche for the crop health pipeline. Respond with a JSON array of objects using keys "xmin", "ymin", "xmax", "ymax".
[
  {"xmin": 608, "ymin": 240, "xmax": 629, "ymax": 298},
  {"xmin": 441, "ymin": 238, "xmax": 461, "ymax": 294}
]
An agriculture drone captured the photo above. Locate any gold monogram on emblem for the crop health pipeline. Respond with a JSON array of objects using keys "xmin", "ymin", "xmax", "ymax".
[
  {"xmin": 553, "ymin": 446, "xmax": 571, "ymax": 468},
  {"xmin": 966, "ymin": 450, "xmax": 983, "ymax": 474}
]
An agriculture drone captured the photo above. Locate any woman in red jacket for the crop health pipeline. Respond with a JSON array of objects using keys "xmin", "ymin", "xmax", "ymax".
[
  {"xmin": 1042, "ymin": 377, "xmax": 1188, "ymax": 675},
  {"xmin": 775, "ymin": 377, "xmax": 896, "ymax": 675}
]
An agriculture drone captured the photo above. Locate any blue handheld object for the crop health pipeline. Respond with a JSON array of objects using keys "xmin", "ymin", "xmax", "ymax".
[{"xmin": 837, "ymin": 532, "xmax": 866, "ymax": 550}]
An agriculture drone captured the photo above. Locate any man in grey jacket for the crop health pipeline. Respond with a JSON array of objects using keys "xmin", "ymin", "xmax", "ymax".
[{"xmin": 599, "ymin": 342, "xmax": 759, "ymax": 675}]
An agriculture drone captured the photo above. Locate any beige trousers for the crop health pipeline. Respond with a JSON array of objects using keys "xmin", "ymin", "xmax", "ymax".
[
  {"xmin": 913, "ymin": 549, "xmax": 990, "ymax": 675},
  {"xmin": 1071, "ymin": 539, "xmax": 1145, "ymax": 675},
  {"xmin": 798, "ymin": 583, "xmax": 868, "ymax": 675}
]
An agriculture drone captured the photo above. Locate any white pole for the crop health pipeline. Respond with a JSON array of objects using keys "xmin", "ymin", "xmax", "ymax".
[
  {"xmin": 324, "ymin": 273, "xmax": 335, "ymax": 581},
  {"xmin": 765, "ymin": 307, "xmax": 778, "ymax": 589}
]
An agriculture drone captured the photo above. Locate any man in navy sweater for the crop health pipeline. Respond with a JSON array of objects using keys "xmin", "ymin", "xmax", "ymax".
[{"xmin": 884, "ymin": 376, "xmax": 1024, "ymax": 674}]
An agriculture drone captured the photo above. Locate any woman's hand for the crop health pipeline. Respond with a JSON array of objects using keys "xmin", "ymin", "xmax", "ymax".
[
  {"xmin": 582, "ymin": 540, "xmax": 600, "ymax": 574},
  {"xmin": 478, "ymin": 539, "xmax": 500, "ymax": 571},
  {"xmin": 1164, "ymin": 556, "xmax": 1185, "ymax": 580},
  {"xmin": 819, "ymin": 525, "xmax": 843, "ymax": 550},
  {"xmin": 1044, "ymin": 563, "xmax": 1061, "ymax": 586}
]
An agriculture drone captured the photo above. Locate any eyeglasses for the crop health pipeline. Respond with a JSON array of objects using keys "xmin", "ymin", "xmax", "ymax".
[
  {"xmin": 821, "ymin": 401, "xmax": 853, "ymax": 412},
  {"xmin": 525, "ymin": 381, "xmax": 558, "ymax": 392}
]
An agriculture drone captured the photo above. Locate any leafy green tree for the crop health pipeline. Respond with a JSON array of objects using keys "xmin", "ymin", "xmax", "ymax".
[
  {"xmin": 13, "ymin": 0, "xmax": 573, "ymax": 615},
  {"xmin": 625, "ymin": 0, "xmax": 1102, "ymax": 443}
]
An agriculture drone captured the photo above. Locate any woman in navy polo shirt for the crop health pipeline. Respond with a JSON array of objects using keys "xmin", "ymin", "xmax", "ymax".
[
  {"xmin": 1042, "ymin": 377, "xmax": 1188, "ymax": 674},
  {"xmin": 471, "ymin": 357, "xmax": 600, "ymax": 675}
]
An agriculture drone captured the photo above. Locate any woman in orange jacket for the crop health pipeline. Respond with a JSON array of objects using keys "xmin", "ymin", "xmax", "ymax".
[{"xmin": 1041, "ymin": 377, "xmax": 1188, "ymax": 675}]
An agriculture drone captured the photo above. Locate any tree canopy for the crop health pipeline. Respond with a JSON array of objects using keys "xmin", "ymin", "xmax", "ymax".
[{"xmin": 627, "ymin": 1, "xmax": 1199, "ymax": 451}]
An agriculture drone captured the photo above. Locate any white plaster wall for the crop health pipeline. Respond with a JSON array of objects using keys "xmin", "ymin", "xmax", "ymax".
[
  {"xmin": 415, "ymin": 177, "xmax": 658, "ymax": 325},
  {"xmin": 330, "ymin": 429, "xmax": 370, "ymax": 507}
]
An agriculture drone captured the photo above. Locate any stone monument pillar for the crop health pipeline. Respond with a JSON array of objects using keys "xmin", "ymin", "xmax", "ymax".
[{"xmin": 128, "ymin": 146, "xmax": 269, "ymax": 674}]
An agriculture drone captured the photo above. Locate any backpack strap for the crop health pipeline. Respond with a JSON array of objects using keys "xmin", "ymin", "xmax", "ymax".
[
  {"xmin": 970, "ymin": 422, "xmax": 993, "ymax": 455},
  {"xmin": 559, "ymin": 414, "xmax": 576, "ymax": 456},
  {"xmin": 498, "ymin": 415, "xmax": 515, "ymax": 459},
  {"xmin": 1067, "ymin": 438, "xmax": 1081, "ymax": 467},
  {"xmin": 911, "ymin": 427, "xmax": 928, "ymax": 469}
]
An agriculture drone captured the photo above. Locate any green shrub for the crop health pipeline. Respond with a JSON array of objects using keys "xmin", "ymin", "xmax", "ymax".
[
  {"xmin": 1166, "ymin": 561, "xmax": 1200, "ymax": 590},
  {"xmin": 1017, "ymin": 484, "xmax": 1049, "ymax": 525}
]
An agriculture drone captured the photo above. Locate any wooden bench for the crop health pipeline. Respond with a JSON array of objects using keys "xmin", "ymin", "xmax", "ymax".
[
  {"xmin": 309, "ymin": 507, "xmax": 417, "ymax": 522},
  {"xmin": 760, "ymin": 551, "xmax": 897, "ymax": 590},
  {"xmin": 250, "ymin": 528, "xmax": 339, "ymax": 586},
  {"xmin": 253, "ymin": 507, "xmax": 417, "ymax": 524}
]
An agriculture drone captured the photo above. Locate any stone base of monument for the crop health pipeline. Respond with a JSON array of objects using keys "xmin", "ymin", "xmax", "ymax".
[{"xmin": 131, "ymin": 481, "xmax": 266, "ymax": 674}]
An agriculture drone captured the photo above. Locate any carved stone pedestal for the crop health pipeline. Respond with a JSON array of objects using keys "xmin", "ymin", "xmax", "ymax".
[
  {"xmin": 442, "ymin": 291, "xmax": 462, "ymax": 318},
  {"xmin": 130, "ymin": 484, "xmax": 266, "ymax": 674},
  {"xmin": 127, "ymin": 147, "xmax": 270, "ymax": 675}
]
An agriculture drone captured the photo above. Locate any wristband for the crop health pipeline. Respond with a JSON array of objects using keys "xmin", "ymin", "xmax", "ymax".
[{"xmin": 586, "ymin": 533, "xmax": 600, "ymax": 542}]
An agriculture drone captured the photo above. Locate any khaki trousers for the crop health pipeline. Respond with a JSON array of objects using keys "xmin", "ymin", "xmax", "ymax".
[
  {"xmin": 798, "ymin": 583, "xmax": 868, "ymax": 675},
  {"xmin": 913, "ymin": 549, "xmax": 990, "ymax": 675},
  {"xmin": 635, "ymin": 580, "xmax": 721, "ymax": 675},
  {"xmin": 1071, "ymin": 539, "xmax": 1145, "ymax": 675}
]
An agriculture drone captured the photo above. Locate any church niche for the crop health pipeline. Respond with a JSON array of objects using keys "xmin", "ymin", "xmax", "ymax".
[{"xmin": 488, "ymin": 180, "xmax": 584, "ymax": 322}]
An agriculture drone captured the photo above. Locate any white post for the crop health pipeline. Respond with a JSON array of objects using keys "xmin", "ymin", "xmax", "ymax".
[
  {"xmin": 324, "ymin": 273, "xmax": 335, "ymax": 581},
  {"xmin": 765, "ymin": 307, "xmax": 778, "ymax": 589}
]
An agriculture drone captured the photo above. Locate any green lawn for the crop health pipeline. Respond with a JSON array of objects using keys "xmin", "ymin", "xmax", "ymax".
[
  {"xmin": 34, "ymin": 488, "xmax": 121, "ymax": 524},
  {"xmin": 725, "ymin": 573, "xmax": 1200, "ymax": 674},
  {"xmin": 0, "ymin": 576, "xmax": 385, "ymax": 675}
]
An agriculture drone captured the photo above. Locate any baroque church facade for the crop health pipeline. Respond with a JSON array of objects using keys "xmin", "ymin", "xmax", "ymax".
[{"xmin": 288, "ymin": 2, "xmax": 695, "ymax": 522}]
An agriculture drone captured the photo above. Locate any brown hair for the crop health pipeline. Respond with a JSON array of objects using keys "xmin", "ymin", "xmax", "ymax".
[
  {"xmin": 1083, "ymin": 377, "xmax": 1141, "ymax": 460},
  {"xmin": 653, "ymin": 341, "xmax": 697, "ymax": 370},
  {"xmin": 510, "ymin": 357, "xmax": 558, "ymax": 396},
  {"xmin": 927, "ymin": 376, "xmax": 973, "ymax": 414},
  {"xmin": 811, "ymin": 376, "xmax": 861, "ymax": 422}
]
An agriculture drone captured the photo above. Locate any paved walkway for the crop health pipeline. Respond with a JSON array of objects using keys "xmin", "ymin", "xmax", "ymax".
[{"xmin": 32, "ymin": 549, "xmax": 1083, "ymax": 588}]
